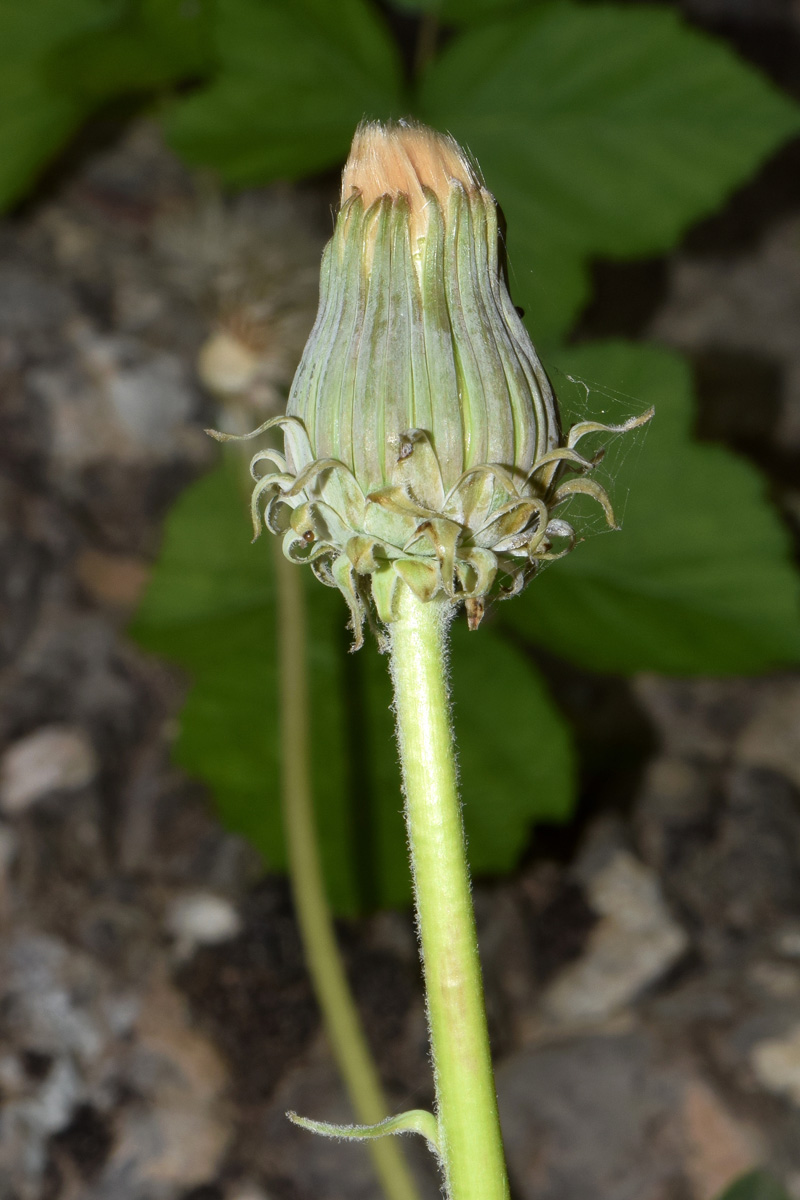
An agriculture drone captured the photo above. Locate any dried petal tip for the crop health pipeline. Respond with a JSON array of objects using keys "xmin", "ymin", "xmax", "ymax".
[
  {"xmin": 225, "ymin": 121, "xmax": 652, "ymax": 645},
  {"xmin": 341, "ymin": 120, "xmax": 481, "ymax": 239}
]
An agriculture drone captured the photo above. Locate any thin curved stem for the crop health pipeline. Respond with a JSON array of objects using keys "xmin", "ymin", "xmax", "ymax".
[
  {"xmin": 274, "ymin": 545, "xmax": 422, "ymax": 1200},
  {"xmin": 389, "ymin": 586, "xmax": 510, "ymax": 1200}
]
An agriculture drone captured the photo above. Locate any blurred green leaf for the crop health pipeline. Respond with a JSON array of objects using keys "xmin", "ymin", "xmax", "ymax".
[
  {"xmin": 0, "ymin": 0, "xmax": 109, "ymax": 209},
  {"xmin": 715, "ymin": 1171, "xmax": 792, "ymax": 1200},
  {"xmin": 49, "ymin": 0, "xmax": 215, "ymax": 101},
  {"xmin": 165, "ymin": 0, "xmax": 404, "ymax": 183},
  {"xmin": 502, "ymin": 341, "xmax": 800, "ymax": 674},
  {"xmin": 419, "ymin": 3, "xmax": 800, "ymax": 339},
  {"xmin": 131, "ymin": 453, "xmax": 575, "ymax": 913}
]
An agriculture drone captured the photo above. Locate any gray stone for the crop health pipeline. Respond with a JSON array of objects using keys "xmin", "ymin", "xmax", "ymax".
[
  {"xmin": 751, "ymin": 1024, "xmax": 800, "ymax": 1105},
  {"xmin": 166, "ymin": 892, "xmax": 242, "ymax": 957},
  {"xmin": 648, "ymin": 215, "xmax": 800, "ymax": 449},
  {"xmin": 0, "ymin": 266, "xmax": 70, "ymax": 333},
  {"xmin": 32, "ymin": 332, "xmax": 207, "ymax": 469},
  {"xmin": 498, "ymin": 1032, "xmax": 683, "ymax": 1200},
  {"xmin": 633, "ymin": 677, "xmax": 758, "ymax": 763},
  {"xmin": 0, "ymin": 726, "xmax": 98, "ymax": 814},
  {"xmin": 498, "ymin": 1032, "xmax": 762, "ymax": 1200},
  {"xmin": 774, "ymin": 926, "xmax": 800, "ymax": 960},
  {"xmin": 541, "ymin": 850, "xmax": 688, "ymax": 1025},
  {"xmin": 735, "ymin": 680, "xmax": 800, "ymax": 792}
]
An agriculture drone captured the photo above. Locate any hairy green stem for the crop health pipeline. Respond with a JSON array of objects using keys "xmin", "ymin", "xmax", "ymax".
[
  {"xmin": 390, "ymin": 587, "xmax": 511, "ymax": 1200},
  {"xmin": 274, "ymin": 547, "xmax": 421, "ymax": 1200}
]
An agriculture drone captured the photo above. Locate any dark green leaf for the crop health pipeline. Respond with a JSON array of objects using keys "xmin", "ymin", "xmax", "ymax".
[
  {"xmin": 419, "ymin": 3, "xmax": 800, "ymax": 339},
  {"xmin": 131, "ymin": 453, "xmax": 575, "ymax": 913},
  {"xmin": 48, "ymin": 0, "xmax": 215, "ymax": 101},
  {"xmin": 165, "ymin": 0, "xmax": 404, "ymax": 184},
  {"xmin": 0, "ymin": 0, "xmax": 108, "ymax": 210},
  {"xmin": 715, "ymin": 1170, "xmax": 792, "ymax": 1200},
  {"xmin": 502, "ymin": 341, "xmax": 800, "ymax": 674}
]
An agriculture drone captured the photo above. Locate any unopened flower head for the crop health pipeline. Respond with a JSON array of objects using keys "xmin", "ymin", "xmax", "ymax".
[{"xmin": 212, "ymin": 120, "xmax": 651, "ymax": 645}]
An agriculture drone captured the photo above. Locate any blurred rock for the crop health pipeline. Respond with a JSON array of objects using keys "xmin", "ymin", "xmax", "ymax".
[
  {"xmin": 499, "ymin": 1031, "xmax": 762, "ymax": 1200},
  {"xmin": 0, "ymin": 935, "xmax": 111, "ymax": 1197},
  {"xmin": 166, "ymin": 893, "xmax": 242, "ymax": 957},
  {"xmin": 100, "ymin": 977, "xmax": 231, "ymax": 1195},
  {"xmin": 32, "ymin": 331, "xmax": 207, "ymax": 469},
  {"xmin": 522, "ymin": 862, "xmax": 598, "ymax": 988},
  {"xmin": 0, "ymin": 933, "xmax": 232, "ymax": 1200},
  {"xmin": 748, "ymin": 960, "xmax": 800, "ymax": 1000},
  {"xmin": 198, "ymin": 331, "xmax": 262, "ymax": 398},
  {"xmin": 541, "ymin": 849, "xmax": 688, "ymax": 1025},
  {"xmin": 735, "ymin": 680, "xmax": 800, "ymax": 791},
  {"xmin": 633, "ymin": 676, "xmax": 758, "ymax": 763},
  {"xmin": 0, "ymin": 611, "xmax": 143, "ymax": 756},
  {"xmin": 711, "ymin": 770, "xmax": 798, "ymax": 940},
  {"xmin": 0, "ymin": 822, "xmax": 17, "ymax": 872},
  {"xmin": 498, "ymin": 1031, "xmax": 682, "ymax": 1200},
  {"xmin": 0, "ymin": 726, "xmax": 97, "ymax": 814},
  {"xmin": 227, "ymin": 1186, "xmax": 272, "ymax": 1200},
  {"xmin": 0, "ymin": 265, "xmax": 70, "ymax": 334},
  {"xmin": 680, "ymin": 1079, "xmax": 762, "ymax": 1200},
  {"xmin": 649, "ymin": 214, "xmax": 800, "ymax": 449},
  {"xmin": 75, "ymin": 548, "xmax": 151, "ymax": 612},
  {"xmin": 634, "ymin": 756, "xmax": 712, "ymax": 874},
  {"xmin": 751, "ymin": 1024, "xmax": 800, "ymax": 1105},
  {"xmin": 633, "ymin": 705, "xmax": 800, "ymax": 960},
  {"xmin": 774, "ymin": 926, "xmax": 800, "ymax": 960}
]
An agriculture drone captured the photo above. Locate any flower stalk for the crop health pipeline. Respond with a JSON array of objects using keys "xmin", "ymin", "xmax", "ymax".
[{"xmin": 390, "ymin": 585, "xmax": 509, "ymax": 1198}]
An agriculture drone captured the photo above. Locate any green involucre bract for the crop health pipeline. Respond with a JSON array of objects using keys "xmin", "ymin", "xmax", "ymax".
[{"xmin": 213, "ymin": 122, "xmax": 650, "ymax": 645}]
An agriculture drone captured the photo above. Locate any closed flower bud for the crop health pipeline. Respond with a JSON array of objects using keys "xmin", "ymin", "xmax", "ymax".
[{"xmin": 212, "ymin": 120, "xmax": 651, "ymax": 646}]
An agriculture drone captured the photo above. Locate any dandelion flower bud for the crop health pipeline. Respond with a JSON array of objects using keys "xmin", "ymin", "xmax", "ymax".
[{"xmin": 216, "ymin": 121, "xmax": 651, "ymax": 646}]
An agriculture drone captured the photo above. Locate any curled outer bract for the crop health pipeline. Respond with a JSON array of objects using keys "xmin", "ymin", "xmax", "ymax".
[{"xmin": 209, "ymin": 404, "xmax": 651, "ymax": 649}]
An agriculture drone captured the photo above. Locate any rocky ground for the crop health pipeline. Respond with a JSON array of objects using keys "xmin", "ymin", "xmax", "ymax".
[{"xmin": 1, "ymin": 10, "xmax": 800, "ymax": 1198}]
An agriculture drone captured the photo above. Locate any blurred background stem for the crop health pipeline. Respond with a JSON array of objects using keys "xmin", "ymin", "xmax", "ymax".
[
  {"xmin": 274, "ymin": 542, "xmax": 421, "ymax": 1200},
  {"xmin": 413, "ymin": 11, "xmax": 439, "ymax": 78}
]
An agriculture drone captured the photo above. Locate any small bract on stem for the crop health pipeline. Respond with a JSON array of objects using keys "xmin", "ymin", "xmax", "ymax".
[{"xmin": 210, "ymin": 119, "xmax": 650, "ymax": 1199}]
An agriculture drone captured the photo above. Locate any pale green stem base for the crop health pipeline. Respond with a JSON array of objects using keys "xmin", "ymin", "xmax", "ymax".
[
  {"xmin": 275, "ymin": 547, "xmax": 421, "ymax": 1200},
  {"xmin": 390, "ymin": 587, "xmax": 511, "ymax": 1200}
]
